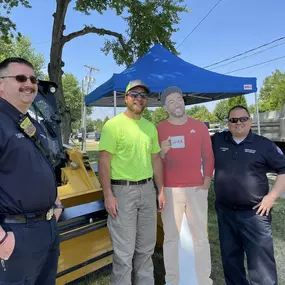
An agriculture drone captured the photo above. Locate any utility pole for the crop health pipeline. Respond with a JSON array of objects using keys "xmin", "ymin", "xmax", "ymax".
[
  {"xmin": 81, "ymin": 79, "xmax": 85, "ymax": 151},
  {"xmin": 82, "ymin": 65, "xmax": 99, "ymax": 152}
]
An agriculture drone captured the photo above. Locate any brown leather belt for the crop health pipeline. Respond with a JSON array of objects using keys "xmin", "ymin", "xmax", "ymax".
[
  {"xmin": 111, "ymin": 178, "xmax": 152, "ymax": 186},
  {"xmin": 0, "ymin": 208, "xmax": 54, "ymax": 224}
]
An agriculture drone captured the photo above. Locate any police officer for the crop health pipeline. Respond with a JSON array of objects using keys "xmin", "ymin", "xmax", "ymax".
[
  {"xmin": 212, "ymin": 105, "xmax": 285, "ymax": 285},
  {"xmin": 0, "ymin": 57, "xmax": 63, "ymax": 284}
]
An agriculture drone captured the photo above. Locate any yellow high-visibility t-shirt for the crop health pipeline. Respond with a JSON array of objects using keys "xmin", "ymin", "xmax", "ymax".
[{"xmin": 99, "ymin": 113, "xmax": 160, "ymax": 181}]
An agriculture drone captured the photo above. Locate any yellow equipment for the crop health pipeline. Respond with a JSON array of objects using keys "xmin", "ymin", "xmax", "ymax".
[
  {"xmin": 32, "ymin": 80, "xmax": 164, "ymax": 284},
  {"xmin": 56, "ymin": 147, "xmax": 112, "ymax": 285}
]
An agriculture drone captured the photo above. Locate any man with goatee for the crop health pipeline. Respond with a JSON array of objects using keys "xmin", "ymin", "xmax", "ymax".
[
  {"xmin": 157, "ymin": 86, "xmax": 214, "ymax": 285},
  {"xmin": 99, "ymin": 79, "xmax": 166, "ymax": 285}
]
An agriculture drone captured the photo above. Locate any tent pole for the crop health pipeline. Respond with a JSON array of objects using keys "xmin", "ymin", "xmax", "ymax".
[
  {"xmin": 255, "ymin": 92, "xmax": 261, "ymax": 135},
  {"xmin": 114, "ymin": 91, "xmax": 117, "ymax": 116}
]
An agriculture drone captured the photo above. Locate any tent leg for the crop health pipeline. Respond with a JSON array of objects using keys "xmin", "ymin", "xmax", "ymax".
[
  {"xmin": 114, "ymin": 91, "xmax": 117, "ymax": 116},
  {"xmin": 255, "ymin": 92, "xmax": 261, "ymax": 135}
]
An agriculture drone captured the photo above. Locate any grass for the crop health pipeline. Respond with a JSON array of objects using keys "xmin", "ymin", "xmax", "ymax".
[
  {"xmin": 68, "ymin": 141, "xmax": 99, "ymax": 164},
  {"xmin": 74, "ymin": 159, "xmax": 285, "ymax": 285},
  {"xmin": 76, "ymin": 145, "xmax": 285, "ymax": 284}
]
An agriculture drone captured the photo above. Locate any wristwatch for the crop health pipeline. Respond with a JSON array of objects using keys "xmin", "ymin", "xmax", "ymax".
[{"xmin": 53, "ymin": 203, "xmax": 65, "ymax": 213}]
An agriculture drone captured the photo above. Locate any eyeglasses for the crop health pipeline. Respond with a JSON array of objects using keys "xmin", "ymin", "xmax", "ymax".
[
  {"xmin": 228, "ymin": 117, "xmax": 250, "ymax": 123},
  {"xmin": 0, "ymin": 75, "xmax": 39, "ymax": 84},
  {"xmin": 126, "ymin": 91, "xmax": 148, "ymax": 99}
]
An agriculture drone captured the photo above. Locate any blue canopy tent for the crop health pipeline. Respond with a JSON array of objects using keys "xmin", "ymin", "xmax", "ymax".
[
  {"xmin": 85, "ymin": 43, "xmax": 260, "ymax": 134},
  {"xmin": 86, "ymin": 42, "xmax": 257, "ymax": 106}
]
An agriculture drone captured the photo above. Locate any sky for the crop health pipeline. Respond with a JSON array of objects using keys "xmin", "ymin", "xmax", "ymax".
[{"xmin": 7, "ymin": 0, "xmax": 285, "ymax": 120}]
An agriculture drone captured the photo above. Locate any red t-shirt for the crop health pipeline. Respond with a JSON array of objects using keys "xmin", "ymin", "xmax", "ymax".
[{"xmin": 157, "ymin": 118, "xmax": 214, "ymax": 187}]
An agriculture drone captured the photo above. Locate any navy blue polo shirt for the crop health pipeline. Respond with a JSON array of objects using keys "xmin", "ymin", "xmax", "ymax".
[
  {"xmin": 0, "ymin": 98, "xmax": 57, "ymax": 214},
  {"xmin": 212, "ymin": 131, "xmax": 285, "ymax": 208}
]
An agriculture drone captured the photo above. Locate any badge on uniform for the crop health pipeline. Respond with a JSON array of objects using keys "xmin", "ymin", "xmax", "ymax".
[{"xmin": 19, "ymin": 117, "xmax": 36, "ymax": 137}]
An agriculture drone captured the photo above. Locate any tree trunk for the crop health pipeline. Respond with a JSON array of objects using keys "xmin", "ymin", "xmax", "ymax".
[{"xmin": 48, "ymin": 0, "xmax": 71, "ymax": 144}]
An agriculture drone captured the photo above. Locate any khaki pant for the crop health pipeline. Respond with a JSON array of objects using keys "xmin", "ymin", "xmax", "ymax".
[
  {"xmin": 162, "ymin": 187, "xmax": 212, "ymax": 285},
  {"xmin": 108, "ymin": 180, "xmax": 157, "ymax": 285}
]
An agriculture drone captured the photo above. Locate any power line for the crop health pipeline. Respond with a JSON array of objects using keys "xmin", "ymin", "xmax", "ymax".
[
  {"xmin": 204, "ymin": 36, "xmax": 285, "ymax": 69},
  {"xmin": 176, "ymin": 0, "xmax": 223, "ymax": 49},
  {"xmin": 209, "ymin": 41, "xmax": 285, "ymax": 70},
  {"xmin": 225, "ymin": 55, "xmax": 285, "ymax": 75}
]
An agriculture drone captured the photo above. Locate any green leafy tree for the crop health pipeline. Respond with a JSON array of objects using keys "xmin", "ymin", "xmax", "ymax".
[
  {"xmin": 213, "ymin": 100, "xmax": 228, "ymax": 122},
  {"xmin": 142, "ymin": 108, "xmax": 153, "ymax": 123},
  {"xmin": 47, "ymin": 0, "xmax": 188, "ymax": 143},
  {"xmin": 248, "ymin": 104, "xmax": 256, "ymax": 115},
  {"xmin": 0, "ymin": 36, "xmax": 45, "ymax": 77},
  {"xmin": 152, "ymin": 107, "xmax": 169, "ymax": 125},
  {"xmin": 190, "ymin": 106, "xmax": 216, "ymax": 123},
  {"xmin": 94, "ymin": 118, "xmax": 104, "ymax": 132},
  {"xmin": 2, "ymin": 1, "xmax": 188, "ymax": 143},
  {"xmin": 103, "ymin": 116, "xmax": 110, "ymax": 126},
  {"xmin": 258, "ymin": 70, "xmax": 285, "ymax": 112},
  {"xmin": 227, "ymin": 95, "xmax": 248, "ymax": 111},
  {"xmin": 186, "ymin": 106, "xmax": 203, "ymax": 117},
  {"xmin": 0, "ymin": 0, "xmax": 31, "ymax": 42},
  {"xmin": 62, "ymin": 73, "xmax": 92, "ymax": 132},
  {"xmin": 86, "ymin": 117, "xmax": 95, "ymax": 132}
]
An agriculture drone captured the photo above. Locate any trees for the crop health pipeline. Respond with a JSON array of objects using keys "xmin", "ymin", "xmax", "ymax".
[
  {"xmin": 258, "ymin": 70, "xmax": 285, "ymax": 112},
  {"xmin": 86, "ymin": 117, "xmax": 95, "ymax": 132},
  {"xmin": 152, "ymin": 107, "xmax": 169, "ymax": 125},
  {"xmin": 47, "ymin": 0, "xmax": 188, "ymax": 143},
  {"xmin": 248, "ymin": 104, "xmax": 256, "ymax": 115},
  {"xmin": 0, "ymin": 0, "xmax": 31, "ymax": 41},
  {"xmin": 94, "ymin": 117, "xmax": 110, "ymax": 132},
  {"xmin": 93, "ymin": 119, "xmax": 104, "ymax": 132},
  {"xmin": 227, "ymin": 95, "xmax": 248, "ymax": 111},
  {"xmin": 186, "ymin": 106, "xmax": 202, "ymax": 117},
  {"xmin": 213, "ymin": 100, "xmax": 228, "ymax": 122},
  {"xmin": 62, "ymin": 73, "xmax": 92, "ymax": 132},
  {"xmin": 1, "ymin": 1, "xmax": 187, "ymax": 143},
  {"xmin": 142, "ymin": 108, "xmax": 153, "ymax": 123},
  {"xmin": 186, "ymin": 106, "xmax": 216, "ymax": 123},
  {"xmin": 0, "ymin": 36, "xmax": 45, "ymax": 77},
  {"xmin": 187, "ymin": 106, "xmax": 216, "ymax": 123}
]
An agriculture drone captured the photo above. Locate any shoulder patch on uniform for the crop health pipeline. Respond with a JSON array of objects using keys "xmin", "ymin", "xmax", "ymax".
[{"xmin": 276, "ymin": 146, "xmax": 283, "ymax": 155}]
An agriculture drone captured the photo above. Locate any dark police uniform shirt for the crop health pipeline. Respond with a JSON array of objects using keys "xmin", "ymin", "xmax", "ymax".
[
  {"xmin": 0, "ymin": 98, "xmax": 57, "ymax": 214},
  {"xmin": 212, "ymin": 130, "xmax": 285, "ymax": 208}
]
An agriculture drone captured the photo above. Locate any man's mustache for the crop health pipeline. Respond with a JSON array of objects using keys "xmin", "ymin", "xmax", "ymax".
[{"xmin": 19, "ymin": 87, "xmax": 36, "ymax": 93}]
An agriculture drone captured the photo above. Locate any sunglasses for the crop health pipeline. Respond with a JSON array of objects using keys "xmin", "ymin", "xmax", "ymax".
[
  {"xmin": 228, "ymin": 117, "xmax": 250, "ymax": 123},
  {"xmin": 0, "ymin": 75, "xmax": 39, "ymax": 84},
  {"xmin": 126, "ymin": 91, "xmax": 148, "ymax": 99}
]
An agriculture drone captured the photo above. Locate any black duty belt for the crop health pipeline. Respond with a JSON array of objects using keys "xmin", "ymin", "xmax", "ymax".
[
  {"xmin": 0, "ymin": 208, "xmax": 55, "ymax": 224},
  {"xmin": 216, "ymin": 202, "xmax": 255, "ymax": 211},
  {"xmin": 111, "ymin": 178, "xmax": 152, "ymax": 186},
  {"xmin": 231, "ymin": 205, "xmax": 254, "ymax": 211}
]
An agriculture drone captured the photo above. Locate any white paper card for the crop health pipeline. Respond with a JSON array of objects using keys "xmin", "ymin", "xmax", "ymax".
[{"xmin": 170, "ymin": 136, "xmax": 185, "ymax": 149}]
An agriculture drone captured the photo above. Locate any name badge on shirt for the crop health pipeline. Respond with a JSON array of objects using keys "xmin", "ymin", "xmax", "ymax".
[
  {"xmin": 19, "ymin": 117, "xmax": 36, "ymax": 137},
  {"xmin": 169, "ymin": 136, "xmax": 185, "ymax": 149}
]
